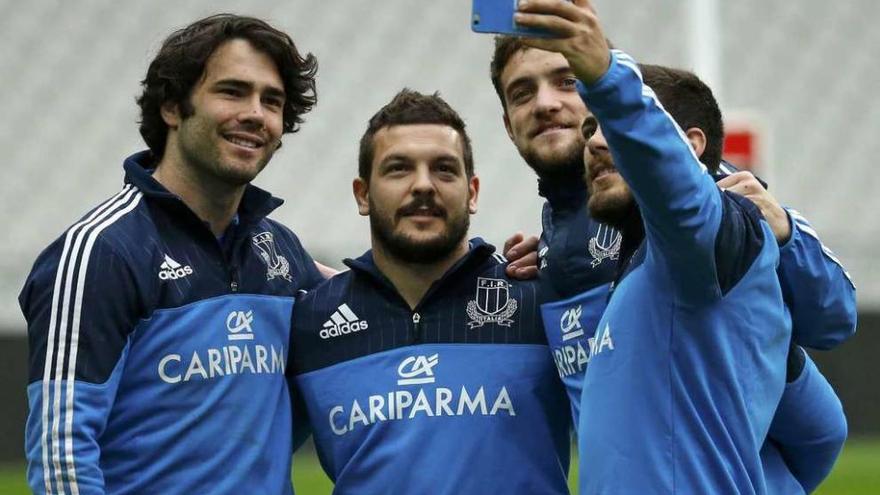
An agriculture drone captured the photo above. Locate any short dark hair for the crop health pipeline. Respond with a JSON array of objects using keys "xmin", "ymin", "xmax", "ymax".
[
  {"xmin": 639, "ymin": 64, "xmax": 725, "ymax": 171},
  {"xmin": 489, "ymin": 36, "xmax": 616, "ymax": 114},
  {"xmin": 358, "ymin": 89, "xmax": 474, "ymax": 181},
  {"xmin": 137, "ymin": 14, "xmax": 318, "ymax": 159},
  {"xmin": 489, "ymin": 36, "xmax": 528, "ymax": 113}
]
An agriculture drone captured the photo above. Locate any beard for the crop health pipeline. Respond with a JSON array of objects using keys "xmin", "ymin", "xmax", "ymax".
[
  {"xmin": 586, "ymin": 153, "xmax": 635, "ymax": 228},
  {"xmin": 370, "ymin": 195, "xmax": 470, "ymax": 264},
  {"xmin": 520, "ymin": 135, "xmax": 586, "ymax": 180},
  {"xmin": 177, "ymin": 114, "xmax": 274, "ymax": 187}
]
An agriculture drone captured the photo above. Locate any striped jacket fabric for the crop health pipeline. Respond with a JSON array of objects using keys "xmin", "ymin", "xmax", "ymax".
[{"xmin": 289, "ymin": 239, "xmax": 572, "ymax": 494}]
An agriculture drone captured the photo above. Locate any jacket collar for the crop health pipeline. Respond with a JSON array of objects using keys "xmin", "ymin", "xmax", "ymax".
[
  {"xmin": 536, "ymin": 161, "xmax": 588, "ymax": 209},
  {"xmin": 343, "ymin": 237, "xmax": 497, "ymax": 298},
  {"xmin": 122, "ymin": 150, "xmax": 284, "ymax": 226}
]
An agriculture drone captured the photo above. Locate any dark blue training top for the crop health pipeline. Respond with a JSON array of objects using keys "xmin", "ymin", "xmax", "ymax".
[
  {"xmin": 289, "ymin": 239, "xmax": 571, "ymax": 495},
  {"xmin": 20, "ymin": 151, "xmax": 323, "ymax": 495}
]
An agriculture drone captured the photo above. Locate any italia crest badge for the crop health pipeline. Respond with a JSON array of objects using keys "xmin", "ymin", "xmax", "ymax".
[
  {"xmin": 252, "ymin": 232, "xmax": 292, "ymax": 282},
  {"xmin": 588, "ymin": 224, "xmax": 622, "ymax": 268},
  {"xmin": 466, "ymin": 277, "xmax": 518, "ymax": 328}
]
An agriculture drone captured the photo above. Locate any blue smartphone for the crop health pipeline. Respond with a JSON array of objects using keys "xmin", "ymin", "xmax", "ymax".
[{"xmin": 471, "ymin": 0, "xmax": 566, "ymax": 38}]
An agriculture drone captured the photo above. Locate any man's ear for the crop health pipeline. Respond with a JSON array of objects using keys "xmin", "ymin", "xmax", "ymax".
[
  {"xmin": 161, "ymin": 101, "xmax": 181, "ymax": 129},
  {"xmin": 468, "ymin": 175, "xmax": 480, "ymax": 214},
  {"xmin": 685, "ymin": 127, "xmax": 707, "ymax": 160},
  {"xmin": 353, "ymin": 177, "xmax": 370, "ymax": 216}
]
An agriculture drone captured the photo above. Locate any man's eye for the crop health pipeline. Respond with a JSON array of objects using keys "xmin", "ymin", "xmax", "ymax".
[
  {"xmin": 264, "ymin": 98, "xmax": 284, "ymax": 108},
  {"xmin": 510, "ymin": 90, "xmax": 529, "ymax": 103},
  {"xmin": 561, "ymin": 77, "xmax": 577, "ymax": 88}
]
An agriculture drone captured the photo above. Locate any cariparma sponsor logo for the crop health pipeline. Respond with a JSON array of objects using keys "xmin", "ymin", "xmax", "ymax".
[
  {"xmin": 328, "ymin": 354, "xmax": 515, "ymax": 436},
  {"xmin": 157, "ymin": 309, "xmax": 286, "ymax": 384},
  {"xmin": 553, "ymin": 323, "xmax": 615, "ymax": 378},
  {"xmin": 553, "ymin": 339, "xmax": 591, "ymax": 378},
  {"xmin": 554, "ymin": 304, "xmax": 589, "ymax": 378}
]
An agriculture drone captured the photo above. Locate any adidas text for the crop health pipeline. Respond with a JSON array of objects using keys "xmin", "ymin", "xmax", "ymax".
[
  {"xmin": 159, "ymin": 266, "xmax": 193, "ymax": 280},
  {"xmin": 321, "ymin": 320, "xmax": 368, "ymax": 339}
]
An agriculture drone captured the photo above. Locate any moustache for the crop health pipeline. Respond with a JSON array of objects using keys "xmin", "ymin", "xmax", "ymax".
[
  {"xmin": 396, "ymin": 197, "xmax": 447, "ymax": 219},
  {"xmin": 587, "ymin": 153, "xmax": 616, "ymax": 182}
]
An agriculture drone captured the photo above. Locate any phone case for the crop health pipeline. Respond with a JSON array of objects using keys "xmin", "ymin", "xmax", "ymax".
[{"xmin": 471, "ymin": 0, "xmax": 560, "ymax": 38}]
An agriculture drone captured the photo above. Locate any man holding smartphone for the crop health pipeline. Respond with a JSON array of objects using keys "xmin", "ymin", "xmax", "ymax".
[{"xmin": 485, "ymin": 0, "xmax": 854, "ymax": 493}]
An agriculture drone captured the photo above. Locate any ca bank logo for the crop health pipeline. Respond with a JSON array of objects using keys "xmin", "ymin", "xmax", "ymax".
[
  {"xmin": 538, "ymin": 246, "xmax": 549, "ymax": 269},
  {"xmin": 253, "ymin": 232, "xmax": 292, "ymax": 282},
  {"xmin": 560, "ymin": 305, "xmax": 585, "ymax": 341},
  {"xmin": 226, "ymin": 310, "xmax": 255, "ymax": 341},
  {"xmin": 397, "ymin": 354, "xmax": 439, "ymax": 386},
  {"xmin": 466, "ymin": 277, "xmax": 518, "ymax": 328}
]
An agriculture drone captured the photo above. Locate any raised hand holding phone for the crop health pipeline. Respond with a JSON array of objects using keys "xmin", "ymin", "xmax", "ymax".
[
  {"xmin": 471, "ymin": 0, "xmax": 569, "ymax": 37},
  {"xmin": 513, "ymin": 0, "xmax": 611, "ymax": 85}
]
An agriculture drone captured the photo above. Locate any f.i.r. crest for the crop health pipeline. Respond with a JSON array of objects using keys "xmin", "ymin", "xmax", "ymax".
[
  {"xmin": 252, "ymin": 232, "xmax": 292, "ymax": 282},
  {"xmin": 588, "ymin": 224, "xmax": 622, "ymax": 268},
  {"xmin": 466, "ymin": 277, "xmax": 518, "ymax": 328}
]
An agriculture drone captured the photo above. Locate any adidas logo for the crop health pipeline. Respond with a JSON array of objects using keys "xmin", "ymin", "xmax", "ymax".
[
  {"xmin": 158, "ymin": 254, "xmax": 194, "ymax": 280},
  {"xmin": 320, "ymin": 303, "xmax": 368, "ymax": 340}
]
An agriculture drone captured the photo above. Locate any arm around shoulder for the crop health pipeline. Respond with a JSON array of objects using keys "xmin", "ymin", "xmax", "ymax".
[{"xmin": 777, "ymin": 208, "xmax": 857, "ymax": 349}]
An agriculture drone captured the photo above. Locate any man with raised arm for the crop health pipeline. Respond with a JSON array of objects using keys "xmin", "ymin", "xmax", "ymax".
[
  {"xmin": 490, "ymin": 23, "xmax": 854, "ymax": 492},
  {"xmin": 512, "ymin": 1, "xmax": 796, "ymax": 492}
]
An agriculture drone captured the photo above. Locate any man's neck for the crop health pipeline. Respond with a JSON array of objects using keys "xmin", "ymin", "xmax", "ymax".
[
  {"xmin": 371, "ymin": 240, "xmax": 470, "ymax": 310},
  {"xmin": 153, "ymin": 155, "xmax": 245, "ymax": 237}
]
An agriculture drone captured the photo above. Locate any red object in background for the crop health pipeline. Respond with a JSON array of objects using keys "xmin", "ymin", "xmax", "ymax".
[{"xmin": 722, "ymin": 117, "xmax": 765, "ymax": 172}]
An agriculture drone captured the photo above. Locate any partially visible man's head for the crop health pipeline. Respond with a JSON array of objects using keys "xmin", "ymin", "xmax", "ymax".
[
  {"xmin": 138, "ymin": 13, "xmax": 318, "ymax": 180},
  {"xmin": 585, "ymin": 63, "xmax": 725, "ymax": 227},
  {"xmin": 491, "ymin": 37, "xmax": 587, "ymax": 178},
  {"xmin": 639, "ymin": 64, "xmax": 725, "ymax": 171},
  {"xmin": 354, "ymin": 89, "xmax": 478, "ymax": 264}
]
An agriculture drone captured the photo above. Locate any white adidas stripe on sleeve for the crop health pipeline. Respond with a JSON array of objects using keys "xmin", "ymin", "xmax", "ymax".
[{"xmin": 42, "ymin": 185, "xmax": 142, "ymax": 494}]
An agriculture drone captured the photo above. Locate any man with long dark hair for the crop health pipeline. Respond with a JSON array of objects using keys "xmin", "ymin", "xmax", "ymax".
[{"xmin": 20, "ymin": 14, "xmax": 324, "ymax": 494}]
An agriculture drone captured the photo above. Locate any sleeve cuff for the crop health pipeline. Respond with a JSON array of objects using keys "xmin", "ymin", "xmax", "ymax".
[{"xmin": 777, "ymin": 208, "xmax": 797, "ymax": 250}]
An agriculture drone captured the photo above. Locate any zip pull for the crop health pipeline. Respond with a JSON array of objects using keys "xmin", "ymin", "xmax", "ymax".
[
  {"xmin": 411, "ymin": 312, "xmax": 422, "ymax": 343},
  {"xmin": 230, "ymin": 268, "xmax": 240, "ymax": 293}
]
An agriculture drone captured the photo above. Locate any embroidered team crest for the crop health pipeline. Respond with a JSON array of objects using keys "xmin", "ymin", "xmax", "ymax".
[
  {"xmin": 588, "ymin": 224, "xmax": 622, "ymax": 267},
  {"xmin": 252, "ymin": 232, "xmax": 292, "ymax": 282},
  {"xmin": 466, "ymin": 277, "xmax": 518, "ymax": 328}
]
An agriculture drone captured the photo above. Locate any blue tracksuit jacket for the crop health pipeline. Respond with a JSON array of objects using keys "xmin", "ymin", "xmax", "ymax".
[
  {"xmin": 575, "ymin": 50, "xmax": 793, "ymax": 494},
  {"xmin": 19, "ymin": 151, "xmax": 324, "ymax": 495},
  {"xmin": 535, "ymin": 59, "xmax": 854, "ymax": 493},
  {"xmin": 289, "ymin": 239, "xmax": 571, "ymax": 494},
  {"xmin": 539, "ymin": 166, "xmax": 853, "ymax": 494}
]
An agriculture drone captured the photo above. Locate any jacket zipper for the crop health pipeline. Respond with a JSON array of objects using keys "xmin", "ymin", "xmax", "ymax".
[
  {"xmin": 229, "ymin": 267, "xmax": 240, "ymax": 292},
  {"xmin": 412, "ymin": 312, "xmax": 421, "ymax": 343}
]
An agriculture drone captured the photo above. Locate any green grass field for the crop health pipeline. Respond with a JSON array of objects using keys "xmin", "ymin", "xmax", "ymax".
[{"xmin": 3, "ymin": 437, "xmax": 877, "ymax": 493}]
